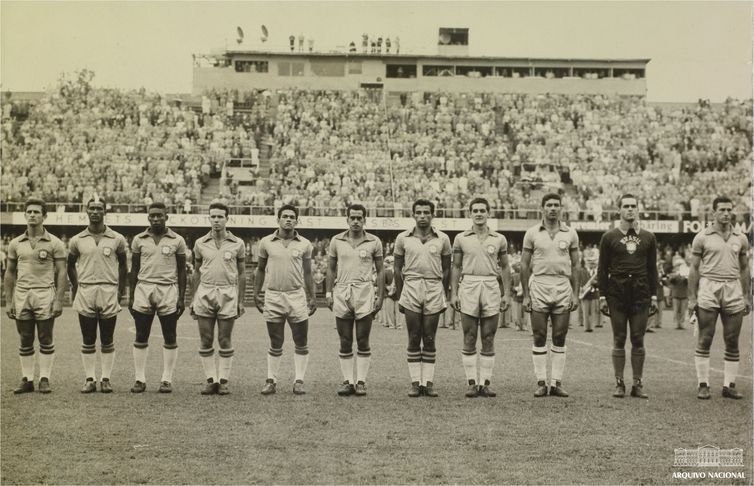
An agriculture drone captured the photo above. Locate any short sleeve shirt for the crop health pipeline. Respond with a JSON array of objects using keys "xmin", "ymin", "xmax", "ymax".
[
  {"xmin": 522, "ymin": 222, "xmax": 579, "ymax": 279},
  {"xmin": 452, "ymin": 228, "xmax": 507, "ymax": 277},
  {"xmin": 393, "ymin": 227, "xmax": 451, "ymax": 280},
  {"xmin": 193, "ymin": 231, "xmax": 245, "ymax": 286},
  {"xmin": 258, "ymin": 230, "xmax": 312, "ymax": 291},
  {"xmin": 328, "ymin": 231, "xmax": 383, "ymax": 284},
  {"xmin": 68, "ymin": 227, "xmax": 128, "ymax": 285},
  {"xmin": 132, "ymin": 228, "xmax": 187, "ymax": 285},
  {"xmin": 691, "ymin": 226, "xmax": 748, "ymax": 281},
  {"xmin": 7, "ymin": 230, "xmax": 66, "ymax": 289}
]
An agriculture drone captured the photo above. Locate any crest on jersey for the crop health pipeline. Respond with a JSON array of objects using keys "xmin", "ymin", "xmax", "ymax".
[
  {"xmin": 486, "ymin": 245, "xmax": 496, "ymax": 255},
  {"xmin": 359, "ymin": 249, "xmax": 367, "ymax": 258},
  {"xmin": 620, "ymin": 235, "xmax": 641, "ymax": 255},
  {"xmin": 102, "ymin": 247, "xmax": 112, "ymax": 257},
  {"xmin": 223, "ymin": 251, "xmax": 233, "ymax": 261},
  {"xmin": 292, "ymin": 249, "xmax": 301, "ymax": 258},
  {"xmin": 162, "ymin": 246, "xmax": 173, "ymax": 256},
  {"xmin": 558, "ymin": 240, "xmax": 568, "ymax": 251},
  {"xmin": 37, "ymin": 250, "xmax": 48, "ymax": 261},
  {"xmin": 428, "ymin": 245, "xmax": 437, "ymax": 254}
]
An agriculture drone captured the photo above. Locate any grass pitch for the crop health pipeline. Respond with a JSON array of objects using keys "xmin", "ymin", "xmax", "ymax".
[{"xmin": 1, "ymin": 307, "xmax": 752, "ymax": 485}]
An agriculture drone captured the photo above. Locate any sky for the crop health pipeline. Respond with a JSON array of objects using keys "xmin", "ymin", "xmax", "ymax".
[{"xmin": 1, "ymin": 1, "xmax": 752, "ymax": 102}]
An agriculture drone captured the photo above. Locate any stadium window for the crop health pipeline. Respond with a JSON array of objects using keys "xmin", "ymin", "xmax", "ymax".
[
  {"xmin": 310, "ymin": 60, "xmax": 345, "ymax": 77},
  {"xmin": 423, "ymin": 65, "xmax": 455, "ymax": 77},
  {"xmin": 456, "ymin": 65, "xmax": 492, "ymax": 77},
  {"xmin": 292, "ymin": 63, "xmax": 305, "ymax": 76},
  {"xmin": 278, "ymin": 62, "xmax": 291, "ymax": 76},
  {"xmin": 235, "ymin": 60, "xmax": 269, "ymax": 73},
  {"xmin": 386, "ymin": 64, "xmax": 417, "ymax": 78},
  {"xmin": 438, "ymin": 27, "xmax": 469, "ymax": 46},
  {"xmin": 614, "ymin": 68, "xmax": 645, "ymax": 79},
  {"xmin": 533, "ymin": 67, "xmax": 569, "ymax": 78},
  {"xmin": 348, "ymin": 61, "xmax": 363, "ymax": 75},
  {"xmin": 510, "ymin": 67, "xmax": 529, "ymax": 78}
]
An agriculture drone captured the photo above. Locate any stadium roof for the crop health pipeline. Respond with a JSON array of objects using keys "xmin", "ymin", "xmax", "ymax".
[{"xmin": 213, "ymin": 49, "xmax": 651, "ymax": 64}]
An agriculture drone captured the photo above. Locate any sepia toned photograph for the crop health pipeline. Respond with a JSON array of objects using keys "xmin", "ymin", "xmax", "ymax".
[{"xmin": 1, "ymin": 1, "xmax": 752, "ymax": 484}]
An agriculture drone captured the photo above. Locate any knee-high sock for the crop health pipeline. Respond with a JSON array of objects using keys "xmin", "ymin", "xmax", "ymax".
[
  {"xmin": 199, "ymin": 347, "xmax": 216, "ymax": 381},
  {"xmin": 550, "ymin": 345, "xmax": 566, "ymax": 385},
  {"xmin": 421, "ymin": 350, "xmax": 435, "ymax": 386},
  {"xmin": 630, "ymin": 347, "xmax": 645, "ymax": 382},
  {"xmin": 218, "ymin": 348, "xmax": 234, "ymax": 382},
  {"xmin": 694, "ymin": 348, "xmax": 710, "ymax": 385},
  {"xmin": 407, "ymin": 350, "xmax": 421, "ymax": 383},
  {"xmin": 724, "ymin": 350, "xmax": 740, "ymax": 387},
  {"xmin": 461, "ymin": 350, "xmax": 478, "ymax": 383},
  {"xmin": 612, "ymin": 348, "xmax": 626, "ymax": 380},
  {"xmin": 133, "ymin": 343, "xmax": 148, "ymax": 382},
  {"xmin": 532, "ymin": 346, "xmax": 548, "ymax": 382},
  {"xmin": 39, "ymin": 344, "xmax": 55, "ymax": 379},
  {"xmin": 356, "ymin": 349, "xmax": 371, "ymax": 383},
  {"xmin": 101, "ymin": 343, "xmax": 116, "ymax": 380},
  {"xmin": 81, "ymin": 344, "xmax": 96, "ymax": 380},
  {"xmin": 294, "ymin": 346, "xmax": 309, "ymax": 382},
  {"xmin": 19, "ymin": 346, "xmax": 35, "ymax": 380},
  {"xmin": 339, "ymin": 352, "xmax": 354, "ymax": 384},
  {"xmin": 479, "ymin": 352, "xmax": 495, "ymax": 385},
  {"xmin": 161, "ymin": 344, "xmax": 178, "ymax": 383},
  {"xmin": 267, "ymin": 347, "xmax": 282, "ymax": 382}
]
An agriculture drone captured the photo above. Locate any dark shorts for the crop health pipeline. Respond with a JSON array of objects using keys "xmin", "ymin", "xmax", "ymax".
[{"xmin": 606, "ymin": 274, "xmax": 651, "ymax": 314}]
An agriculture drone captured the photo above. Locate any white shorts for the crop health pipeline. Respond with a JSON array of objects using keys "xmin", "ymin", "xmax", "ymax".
[
  {"xmin": 698, "ymin": 277, "xmax": 745, "ymax": 314},
  {"xmin": 399, "ymin": 278, "xmax": 446, "ymax": 315},
  {"xmin": 263, "ymin": 288, "xmax": 309, "ymax": 324},
  {"xmin": 74, "ymin": 284, "xmax": 121, "ymax": 319},
  {"xmin": 133, "ymin": 282, "xmax": 178, "ymax": 316},
  {"xmin": 529, "ymin": 277, "xmax": 572, "ymax": 315},
  {"xmin": 192, "ymin": 283, "xmax": 238, "ymax": 320},
  {"xmin": 333, "ymin": 282, "xmax": 375, "ymax": 320},
  {"xmin": 14, "ymin": 287, "xmax": 56, "ymax": 321},
  {"xmin": 459, "ymin": 276, "xmax": 501, "ymax": 318}
]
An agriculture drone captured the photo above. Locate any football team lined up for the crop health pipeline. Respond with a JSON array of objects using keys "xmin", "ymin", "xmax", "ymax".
[{"xmin": 4, "ymin": 194, "xmax": 750, "ymax": 400}]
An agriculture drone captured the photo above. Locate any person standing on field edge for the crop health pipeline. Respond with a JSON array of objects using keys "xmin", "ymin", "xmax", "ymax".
[
  {"xmin": 394, "ymin": 199, "xmax": 452, "ymax": 398},
  {"xmin": 326, "ymin": 204, "xmax": 385, "ymax": 396},
  {"xmin": 688, "ymin": 195, "xmax": 751, "ymax": 400},
  {"xmin": 597, "ymin": 193, "xmax": 658, "ymax": 399},
  {"xmin": 5, "ymin": 198, "xmax": 67, "ymax": 394}
]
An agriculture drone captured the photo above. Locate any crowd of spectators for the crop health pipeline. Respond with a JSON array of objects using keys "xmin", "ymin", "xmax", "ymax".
[{"xmin": 2, "ymin": 72, "xmax": 751, "ymax": 220}]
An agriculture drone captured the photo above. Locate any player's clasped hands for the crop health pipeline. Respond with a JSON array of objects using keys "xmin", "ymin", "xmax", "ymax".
[
  {"xmin": 568, "ymin": 295, "xmax": 579, "ymax": 312},
  {"xmin": 450, "ymin": 294, "xmax": 461, "ymax": 312},
  {"xmin": 522, "ymin": 295, "xmax": 532, "ymax": 313},
  {"xmin": 51, "ymin": 300, "xmax": 63, "ymax": 318},
  {"xmin": 307, "ymin": 298, "xmax": 317, "ymax": 316},
  {"xmin": 236, "ymin": 303, "xmax": 245, "ymax": 319},
  {"xmin": 499, "ymin": 297, "xmax": 510, "ymax": 313},
  {"xmin": 326, "ymin": 293, "xmax": 334, "ymax": 311},
  {"xmin": 598, "ymin": 296, "xmax": 610, "ymax": 316},
  {"xmin": 254, "ymin": 294, "xmax": 264, "ymax": 314}
]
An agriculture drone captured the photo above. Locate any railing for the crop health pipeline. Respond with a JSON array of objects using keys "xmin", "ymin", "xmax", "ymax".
[{"xmin": 1, "ymin": 202, "xmax": 748, "ymax": 223}]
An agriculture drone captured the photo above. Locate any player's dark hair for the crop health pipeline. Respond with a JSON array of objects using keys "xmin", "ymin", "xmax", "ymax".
[
  {"xmin": 148, "ymin": 201, "xmax": 167, "ymax": 213},
  {"xmin": 24, "ymin": 198, "xmax": 47, "ymax": 216},
  {"xmin": 347, "ymin": 204, "xmax": 367, "ymax": 218},
  {"xmin": 540, "ymin": 193, "xmax": 561, "ymax": 207},
  {"xmin": 712, "ymin": 195, "xmax": 733, "ymax": 211},
  {"xmin": 208, "ymin": 201, "xmax": 229, "ymax": 217},
  {"xmin": 468, "ymin": 197, "xmax": 490, "ymax": 212},
  {"xmin": 86, "ymin": 197, "xmax": 107, "ymax": 209},
  {"xmin": 412, "ymin": 199, "xmax": 435, "ymax": 215},
  {"xmin": 278, "ymin": 204, "xmax": 299, "ymax": 219},
  {"xmin": 618, "ymin": 194, "xmax": 637, "ymax": 207}
]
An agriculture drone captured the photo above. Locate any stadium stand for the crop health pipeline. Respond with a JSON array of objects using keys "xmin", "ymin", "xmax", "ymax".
[{"xmin": 2, "ymin": 75, "xmax": 751, "ymax": 220}]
